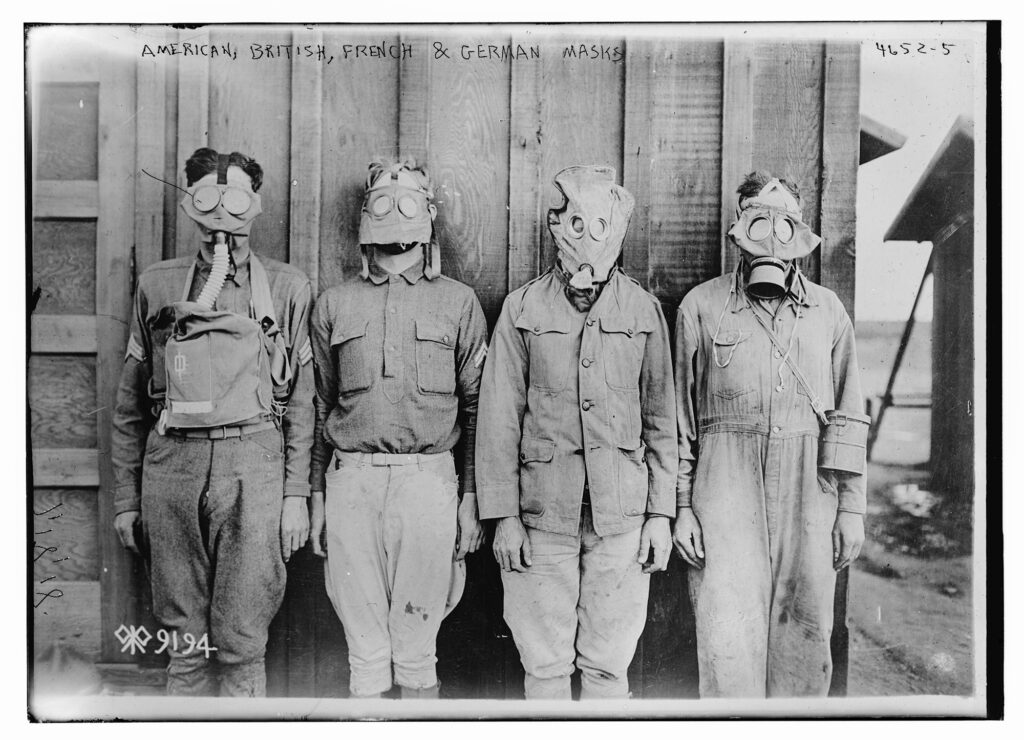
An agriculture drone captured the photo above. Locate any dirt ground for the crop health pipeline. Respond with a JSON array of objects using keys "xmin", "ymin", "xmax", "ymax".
[{"xmin": 846, "ymin": 321, "xmax": 975, "ymax": 697}]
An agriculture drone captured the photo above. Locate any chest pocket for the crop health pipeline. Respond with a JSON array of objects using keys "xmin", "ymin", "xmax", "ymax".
[
  {"xmin": 515, "ymin": 312, "xmax": 571, "ymax": 392},
  {"xmin": 599, "ymin": 316, "xmax": 652, "ymax": 391},
  {"xmin": 710, "ymin": 328, "xmax": 755, "ymax": 400},
  {"xmin": 331, "ymin": 319, "xmax": 372, "ymax": 395},
  {"xmin": 415, "ymin": 319, "xmax": 457, "ymax": 395}
]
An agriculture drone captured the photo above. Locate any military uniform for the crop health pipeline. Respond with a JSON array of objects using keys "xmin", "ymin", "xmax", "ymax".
[{"xmin": 112, "ymin": 252, "xmax": 314, "ymax": 697}]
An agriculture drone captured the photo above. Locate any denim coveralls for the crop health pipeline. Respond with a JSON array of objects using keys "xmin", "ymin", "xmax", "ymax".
[{"xmin": 675, "ymin": 268, "xmax": 865, "ymax": 697}]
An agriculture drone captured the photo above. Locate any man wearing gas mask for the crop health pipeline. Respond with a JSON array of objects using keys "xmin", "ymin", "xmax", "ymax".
[
  {"xmin": 673, "ymin": 172, "xmax": 868, "ymax": 697},
  {"xmin": 111, "ymin": 148, "xmax": 316, "ymax": 696},
  {"xmin": 476, "ymin": 165, "xmax": 676, "ymax": 700},
  {"xmin": 308, "ymin": 160, "xmax": 488, "ymax": 699}
]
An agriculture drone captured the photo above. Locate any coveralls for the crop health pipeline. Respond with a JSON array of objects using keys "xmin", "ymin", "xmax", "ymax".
[
  {"xmin": 111, "ymin": 252, "xmax": 315, "ymax": 697},
  {"xmin": 675, "ymin": 268, "xmax": 865, "ymax": 697},
  {"xmin": 477, "ymin": 268, "xmax": 677, "ymax": 699},
  {"xmin": 310, "ymin": 259, "xmax": 488, "ymax": 697}
]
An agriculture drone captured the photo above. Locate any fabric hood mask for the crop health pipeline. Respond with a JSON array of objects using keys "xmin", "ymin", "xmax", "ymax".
[
  {"xmin": 547, "ymin": 165, "xmax": 635, "ymax": 290},
  {"xmin": 728, "ymin": 178, "xmax": 821, "ymax": 299}
]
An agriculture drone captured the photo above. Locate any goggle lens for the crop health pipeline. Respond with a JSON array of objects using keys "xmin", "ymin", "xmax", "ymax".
[
  {"xmin": 568, "ymin": 215, "xmax": 586, "ymax": 237},
  {"xmin": 397, "ymin": 195, "xmax": 420, "ymax": 218},
  {"xmin": 370, "ymin": 195, "xmax": 393, "ymax": 217},
  {"xmin": 589, "ymin": 218, "xmax": 608, "ymax": 240},
  {"xmin": 774, "ymin": 217, "xmax": 794, "ymax": 243},
  {"xmin": 221, "ymin": 188, "xmax": 252, "ymax": 216},
  {"xmin": 747, "ymin": 216, "xmax": 773, "ymax": 241},
  {"xmin": 192, "ymin": 186, "xmax": 222, "ymax": 213}
]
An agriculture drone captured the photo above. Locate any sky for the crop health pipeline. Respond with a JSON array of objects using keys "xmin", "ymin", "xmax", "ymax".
[{"xmin": 855, "ymin": 27, "xmax": 981, "ymax": 322}]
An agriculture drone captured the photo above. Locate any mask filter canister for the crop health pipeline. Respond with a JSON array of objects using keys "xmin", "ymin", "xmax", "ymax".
[{"xmin": 747, "ymin": 256, "xmax": 788, "ymax": 300}]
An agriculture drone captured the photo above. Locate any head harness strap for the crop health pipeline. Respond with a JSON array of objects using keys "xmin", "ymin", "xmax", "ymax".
[{"xmin": 216, "ymin": 153, "xmax": 230, "ymax": 185}]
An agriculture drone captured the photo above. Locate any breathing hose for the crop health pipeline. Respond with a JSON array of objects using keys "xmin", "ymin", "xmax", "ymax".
[{"xmin": 195, "ymin": 231, "xmax": 230, "ymax": 309}]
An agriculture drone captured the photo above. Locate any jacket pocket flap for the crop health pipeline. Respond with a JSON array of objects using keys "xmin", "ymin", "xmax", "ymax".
[
  {"xmin": 515, "ymin": 312, "xmax": 571, "ymax": 335},
  {"xmin": 519, "ymin": 437, "xmax": 556, "ymax": 463},
  {"xmin": 415, "ymin": 319, "xmax": 455, "ymax": 347},
  {"xmin": 712, "ymin": 329, "xmax": 749, "ymax": 346},
  {"xmin": 331, "ymin": 319, "xmax": 369, "ymax": 347},
  {"xmin": 617, "ymin": 441, "xmax": 648, "ymax": 460},
  {"xmin": 599, "ymin": 316, "xmax": 651, "ymax": 336}
]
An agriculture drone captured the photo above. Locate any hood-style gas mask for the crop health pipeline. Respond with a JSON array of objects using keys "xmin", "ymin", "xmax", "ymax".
[
  {"xmin": 728, "ymin": 178, "xmax": 821, "ymax": 300},
  {"xmin": 547, "ymin": 165, "xmax": 635, "ymax": 290},
  {"xmin": 357, "ymin": 161, "xmax": 440, "ymax": 279},
  {"xmin": 358, "ymin": 162, "xmax": 435, "ymax": 249},
  {"xmin": 180, "ymin": 153, "xmax": 263, "ymax": 240}
]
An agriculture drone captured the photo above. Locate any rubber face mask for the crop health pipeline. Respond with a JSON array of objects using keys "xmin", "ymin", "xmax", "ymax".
[
  {"xmin": 727, "ymin": 178, "xmax": 820, "ymax": 299},
  {"xmin": 547, "ymin": 165, "xmax": 635, "ymax": 289},
  {"xmin": 179, "ymin": 155, "xmax": 262, "ymax": 238},
  {"xmin": 358, "ymin": 164, "xmax": 434, "ymax": 248}
]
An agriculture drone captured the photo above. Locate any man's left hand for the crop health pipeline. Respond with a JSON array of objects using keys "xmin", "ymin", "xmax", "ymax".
[
  {"xmin": 638, "ymin": 516, "xmax": 671, "ymax": 574},
  {"xmin": 456, "ymin": 492, "xmax": 485, "ymax": 561},
  {"xmin": 281, "ymin": 496, "xmax": 310, "ymax": 563},
  {"xmin": 832, "ymin": 511, "xmax": 865, "ymax": 570}
]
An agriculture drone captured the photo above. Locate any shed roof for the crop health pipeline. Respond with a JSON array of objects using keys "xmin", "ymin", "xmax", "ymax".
[
  {"xmin": 860, "ymin": 114, "xmax": 907, "ymax": 165},
  {"xmin": 884, "ymin": 115, "xmax": 975, "ymax": 243}
]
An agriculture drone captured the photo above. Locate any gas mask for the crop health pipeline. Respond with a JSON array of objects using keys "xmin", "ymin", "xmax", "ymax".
[
  {"xmin": 179, "ymin": 153, "xmax": 263, "ymax": 241},
  {"xmin": 179, "ymin": 153, "xmax": 263, "ymax": 310},
  {"xmin": 547, "ymin": 165, "xmax": 634, "ymax": 290},
  {"xmin": 358, "ymin": 163, "xmax": 435, "ymax": 249},
  {"xmin": 727, "ymin": 178, "xmax": 820, "ymax": 300}
]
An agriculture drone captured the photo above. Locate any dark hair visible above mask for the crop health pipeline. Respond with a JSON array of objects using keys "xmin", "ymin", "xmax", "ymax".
[
  {"xmin": 185, "ymin": 147, "xmax": 264, "ymax": 192},
  {"xmin": 737, "ymin": 170, "xmax": 800, "ymax": 206}
]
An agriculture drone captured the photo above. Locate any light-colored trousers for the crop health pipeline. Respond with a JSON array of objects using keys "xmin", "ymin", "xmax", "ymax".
[
  {"xmin": 688, "ymin": 432, "xmax": 839, "ymax": 697},
  {"xmin": 323, "ymin": 451, "xmax": 465, "ymax": 697},
  {"xmin": 501, "ymin": 506, "xmax": 650, "ymax": 700}
]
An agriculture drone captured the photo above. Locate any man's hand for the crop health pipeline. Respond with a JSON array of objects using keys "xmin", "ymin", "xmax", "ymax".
[
  {"xmin": 281, "ymin": 496, "xmax": 310, "ymax": 563},
  {"xmin": 672, "ymin": 507, "xmax": 705, "ymax": 569},
  {"xmin": 114, "ymin": 511, "xmax": 141, "ymax": 555},
  {"xmin": 456, "ymin": 492, "xmax": 485, "ymax": 561},
  {"xmin": 637, "ymin": 516, "xmax": 671, "ymax": 574},
  {"xmin": 493, "ymin": 516, "xmax": 532, "ymax": 572},
  {"xmin": 309, "ymin": 490, "xmax": 326, "ymax": 558},
  {"xmin": 832, "ymin": 511, "xmax": 865, "ymax": 570}
]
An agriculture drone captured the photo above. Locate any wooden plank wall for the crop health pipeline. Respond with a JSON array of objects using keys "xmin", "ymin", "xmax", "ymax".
[{"xmin": 29, "ymin": 25, "xmax": 860, "ymax": 698}]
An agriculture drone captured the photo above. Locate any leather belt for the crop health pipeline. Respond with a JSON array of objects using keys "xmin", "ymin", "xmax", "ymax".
[
  {"xmin": 165, "ymin": 418, "xmax": 278, "ymax": 440},
  {"xmin": 334, "ymin": 451, "xmax": 450, "ymax": 468}
]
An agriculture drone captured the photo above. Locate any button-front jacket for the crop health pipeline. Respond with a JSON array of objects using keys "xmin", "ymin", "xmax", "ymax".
[{"xmin": 476, "ymin": 268, "xmax": 677, "ymax": 537}]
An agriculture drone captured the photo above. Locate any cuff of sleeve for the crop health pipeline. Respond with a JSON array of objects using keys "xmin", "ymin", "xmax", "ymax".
[
  {"xmin": 476, "ymin": 483, "xmax": 520, "ymax": 520},
  {"xmin": 676, "ymin": 475, "xmax": 693, "ymax": 508},
  {"xmin": 113, "ymin": 484, "xmax": 141, "ymax": 516},
  {"xmin": 837, "ymin": 490, "xmax": 866, "ymax": 515},
  {"xmin": 285, "ymin": 482, "xmax": 311, "ymax": 498},
  {"xmin": 645, "ymin": 490, "xmax": 676, "ymax": 518}
]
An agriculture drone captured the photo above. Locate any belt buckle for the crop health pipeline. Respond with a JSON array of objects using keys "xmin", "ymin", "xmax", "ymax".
[
  {"xmin": 371, "ymin": 452, "xmax": 387, "ymax": 466},
  {"xmin": 209, "ymin": 426, "xmax": 228, "ymax": 440}
]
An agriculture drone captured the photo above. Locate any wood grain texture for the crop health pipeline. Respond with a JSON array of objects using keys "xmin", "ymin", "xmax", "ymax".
[
  {"xmin": 31, "ymin": 220, "xmax": 96, "ymax": 314},
  {"xmin": 97, "ymin": 53, "xmax": 138, "ymax": 663},
  {"xmin": 33, "ymin": 489, "xmax": 99, "ymax": 582},
  {"xmin": 174, "ymin": 28, "xmax": 210, "ymax": 258},
  {"xmin": 135, "ymin": 27, "xmax": 171, "ymax": 274},
  {"xmin": 32, "ymin": 580, "xmax": 102, "ymax": 662},
  {"xmin": 401, "ymin": 31, "xmax": 511, "ymax": 324},
  {"xmin": 819, "ymin": 41, "xmax": 860, "ymax": 316},
  {"xmin": 34, "ymin": 83, "xmax": 99, "ymax": 181},
  {"xmin": 208, "ymin": 28, "xmax": 292, "ymax": 263},
  {"xmin": 622, "ymin": 39, "xmax": 653, "ymax": 291},
  {"xmin": 316, "ymin": 30, "xmax": 400, "ymax": 292},
  {"xmin": 31, "ymin": 315, "xmax": 98, "ymax": 354},
  {"xmin": 643, "ymin": 39, "xmax": 724, "ymax": 306},
  {"xmin": 288, "ymin": 28, "xmax": 324, "ymax": 293},
  {"xmin": 34, "ymin": 181, "xmax": 98, "ymax": 219},
  {"xmin": 720, "ymin": 39, "xmax": 754, "ymax": 275},
  {"xmin": 32, "ymin": 448, "xmax": 100, "ymax": 488},
  {"xmin": 28, "ymin": 356, "xmax": 98, "ymax": 449}
]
